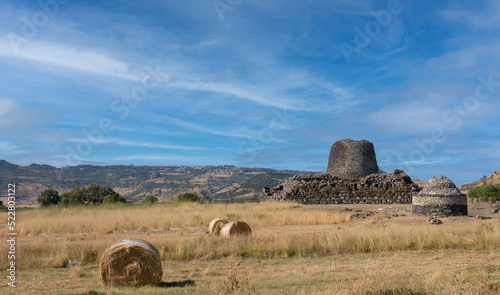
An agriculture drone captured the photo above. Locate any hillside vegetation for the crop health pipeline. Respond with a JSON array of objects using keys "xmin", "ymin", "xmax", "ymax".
[
  {"xmin": 468, "ymin": 184, "xmax": 500, "ymax": 202},
  {"xmin": 461, "ymin": 171, "xmax": 500, "ymax": 194},
  {"xmin": 0, "ymin": 160, "xmax": 305, "ymax": 206}
]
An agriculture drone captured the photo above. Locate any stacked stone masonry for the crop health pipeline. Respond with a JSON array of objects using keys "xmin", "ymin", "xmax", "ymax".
[
  {"xmin": 412, "ymin": 175, "xmax": 468, "ymax": 216},
  {"xmin": 263, "ymin": 170, "xmax": 418, "ymax": 205},
  {"xmin": 327, "ymin": 139, "xmax": 379, "ymax": 178}
]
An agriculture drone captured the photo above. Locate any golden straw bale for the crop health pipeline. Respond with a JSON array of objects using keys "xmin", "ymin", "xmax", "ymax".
[
  {"xmin": 220, "ymin": 221, "xmax": 252, "ymax": 237},
  {"xmin": 99, "ymin": 239, "xmax": 162, "ymax": 288},
  {"xmin": 208, "ymin": 218, "xmax": 229, "ymax": 236}
]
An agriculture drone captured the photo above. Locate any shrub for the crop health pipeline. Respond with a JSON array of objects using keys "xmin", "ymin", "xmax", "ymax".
[
  {"xmin": 58, "ymin": 185, "xmax": 125, "ymax": 206},
  {"xmin": 37, "ymin": 189, "xmax": 61, "ymax": 207},
  {"xmin": 468, "ymin": 185, "xmax": 500, "ymax": 202},
  {"xmin": 145, "ymin": 196, "xmax": 158, "ymax": 205},
  {"xmin": 103, "ymin": 195, "xmax": 116, "ymax": 205},
  {"xmin": 199, "ymin": 190, "xmax": 212, "ymax": 203},
  {"xmin": 175, "ymin": 192, "xmax": 201, "ymax": 203}
]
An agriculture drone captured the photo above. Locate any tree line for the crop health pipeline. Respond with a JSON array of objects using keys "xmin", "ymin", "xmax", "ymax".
[
  {"xmin": 37, "ymin": 184, "xmax": 126, "ymax": 207},
  {"xmin": 468, "ymin": 184, "xmax": 500, "ymax": 202},
  {"xmin": 37, "ymin": 185, "xmax": 211, "ymax": 207}
]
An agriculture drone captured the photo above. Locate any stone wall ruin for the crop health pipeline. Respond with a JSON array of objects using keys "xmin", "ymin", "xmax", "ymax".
[
  {"xmin": 327, "ymin": 139, "xmax": 379, "ymax": 178},
  {"xmin": 263, "ymin": 139, "xmax": 418, "ymax": 205},
  {"xmin": 412, "ymin": 175, "xmax": 467, "ymax": 216},
  {"xmin": 263, "ymin": 170, "xmax": 417, "ymax": 204}
]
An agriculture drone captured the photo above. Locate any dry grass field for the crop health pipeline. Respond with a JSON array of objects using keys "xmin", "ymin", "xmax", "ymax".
[{"xmin": 2, "ymin": 202, "xmax": 500, "ymax": 294}]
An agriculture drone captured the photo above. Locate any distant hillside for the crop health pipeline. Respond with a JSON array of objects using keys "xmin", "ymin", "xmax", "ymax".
[
  {"xmin": 0, "ymin": 160, "xmax": 307, "ymax": 206},
  {"xmin": 460, "ymin": 171, "xmax": 500, "ymax": 194}
]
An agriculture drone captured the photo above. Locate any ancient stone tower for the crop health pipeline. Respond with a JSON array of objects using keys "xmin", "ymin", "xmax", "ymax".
[
  {"xmin": 263, "ymin": 138, "xmax": 418, "ymax": 205},
  {"xmin": 327, "ymin": 139, "xmax": 379, "ymax": 178},
  {"xmin": 412, "ymin": 175, "xmax": 468, "ymax": 216}
]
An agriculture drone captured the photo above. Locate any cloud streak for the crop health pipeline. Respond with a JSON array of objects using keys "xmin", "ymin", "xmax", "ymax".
[
  {"xmin": 66, "ymin": 138, "xmax": 204, "ymax": 151},
  {"xmin": 440, "ymin": 0, "xmax": 500, "ymax": 29},
  {"xmin": 162, "ymin": 115, "xmax": 256, "ymax": 140},
  {"xmin": 0, "ymin": 0, "xmax": 499, "ymax": 186},
  {"xmin": 0, "ymin": 40, "xmax": 136, "ymax": 80}
]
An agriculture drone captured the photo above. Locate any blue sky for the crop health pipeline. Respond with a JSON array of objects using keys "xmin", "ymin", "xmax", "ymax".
[{"xmin": 1, "ymin": 0, "xmax": 499, "ymax": 186}]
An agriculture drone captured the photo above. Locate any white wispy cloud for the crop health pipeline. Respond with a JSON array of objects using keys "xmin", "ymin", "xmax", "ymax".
[
  {"xmin": 1, "ymin": 0, "xmax": 498, "ymax": 187},
  {"xmin": 0, "ymin": 97, "xmax": 56, "ymax": 135},
  {"xmin": 389, "ymin": 155, "xmax": 463, "ymax": 166},
  {"xmin": 0, "ymin": 40, "xmax": 137, "ymax": 80},
  {"xmin": 474, "ymin": 141, "xmax": 500, "ymax": 158},
  {"xmin": 163, "ymin": 115, "xmax": 256, "ymax": 140},
  {"xmin": 0, "ymin": 97, "xmax": 18, "ymax": 118},
  {"xmin": 0, "ymin": 141, "xmax": 25, "ymax": 155},
  {"xmin": 250, "ymin": 0, "xmax": 375, "ymax": 18},
  {"xmin": 167, "ymin": 38, "xmax": 221, "ymax": 52},
  {"xmin": 426, "ymin": 44, "xmax": 500, "ymax": 72},
  {"xmin": 440, "ymin": 0, "xmax": 500, "ymax": 29},
  {"xmin": 170, "ymin": 79, "xmax": 300, "ymax": 110},
  {"xmin": 66, "ymin": 138, "xmax": 204, "ymax": 151},
  {"xmin": 365, "ymin": 98, "xmax": 449, "ymax": 133}
]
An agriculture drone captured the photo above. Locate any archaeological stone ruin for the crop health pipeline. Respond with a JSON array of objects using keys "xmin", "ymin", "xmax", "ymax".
[
  {"xmin": 412, "ymin": 175, "xmax": 468, "ymax": 216},
  {"xmin": 327, "ymin": 139, "xmax": 379, "ymax": 178},
  {"xmin": 263, "ymin": 139, "xmax": 419, "ymax": 204}
]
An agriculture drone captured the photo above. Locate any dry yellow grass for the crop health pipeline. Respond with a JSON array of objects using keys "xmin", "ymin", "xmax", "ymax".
[
  {"xmin": 3, "ymin": 250, "xmax": 500, "ymax": 294},
  {"xmin": 1, "ymin": 202, "xmax": 500, "ymax": 294},
  {"xmin": 7, "ymin": 202, "xmax": 350, "ymax": 237}
]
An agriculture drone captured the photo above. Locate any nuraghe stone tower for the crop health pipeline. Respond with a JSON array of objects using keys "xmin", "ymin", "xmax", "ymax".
[
  {"xmin": 327, "ymin": 139, "xmax": 379, "ymax": 178},
  {"xmin": 263, "ymin": 139, "xmax": 418, "ymax": 204},
  {"xmin": 412, "ymin": 175, "xmax": 467, "ymax": 216}
]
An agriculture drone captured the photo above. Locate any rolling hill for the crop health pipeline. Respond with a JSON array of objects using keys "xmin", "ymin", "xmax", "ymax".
[
  {"xmin": 3, "ymin": 159, "xmax": 494, "ymax": 207},
  {"xmin": 460, "ymin": 170, "xmax": 500, "ymax": 194},
  {"xmin": 0, "ymin": 160, "xmax": 306, "ymax": 206}
]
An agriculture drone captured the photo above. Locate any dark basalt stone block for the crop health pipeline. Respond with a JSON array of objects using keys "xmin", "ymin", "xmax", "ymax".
[{"xmin": 327, "ymin": 139, "xmax": 379, "ymax": 178}]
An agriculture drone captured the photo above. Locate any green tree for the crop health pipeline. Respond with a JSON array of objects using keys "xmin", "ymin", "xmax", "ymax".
[
  {"xmin": 37, "ymin": 189, "xmax": 61, "ymax": 206},
  {"xmin": 86, "ymin": 184, "xmax": 102, "ymax": 204},
  {"xmin": 103, "ymin": 194, "xmax": 116, "ymax": 205},
  {"xmin": 60, "ymin": 185, "xmax": 124, "ymax": 206},
  {"xmin": 468, "ymin": 184, "xmax": 500, "ymax": 202},
  {"xmin": 81, "ymin": 184, "xmax": 122, "ymax": 205},
  {"xmin": 60, "ymin": 192, "xmax": 71, "ymax": 206},
  {"xmin": 145, "ymin": 196, "xmax": 158, "ymax": 205},
  {"xmin": 103, "ymin": 194, "xmax": 126, "ymax": 205},
  {"xmin": 115, "ymin": 195, "xmax": 127, "ymax": 204},
  {"xmin": 175, "ymin": 192, "xmax": 201, "ymax": 203},
  {"xmin": 68, "ymin": 186, "xmax": 87, "ymax": 205}
]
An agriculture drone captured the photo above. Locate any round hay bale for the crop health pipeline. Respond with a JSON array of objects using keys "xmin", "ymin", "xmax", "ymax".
[
  {"xmin": 99, "ymin": 239, "xmax": 162, "ymax": 288},
  {"xmin": 220, "ymin": 221, "xmax": 252, "ymax": 238},
  {"xmin": 208, "ymin": 218, "xmax": 229, "ymax": 236}
]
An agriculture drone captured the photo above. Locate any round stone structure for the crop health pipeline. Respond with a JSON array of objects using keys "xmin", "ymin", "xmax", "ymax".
[
  {"xmin": 412, "ymin": 175, "xmax": 468, "ymax": 216},
  {"xmin": 326, "ymin": 139, "xmax": 379, "ymax": 178}
]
